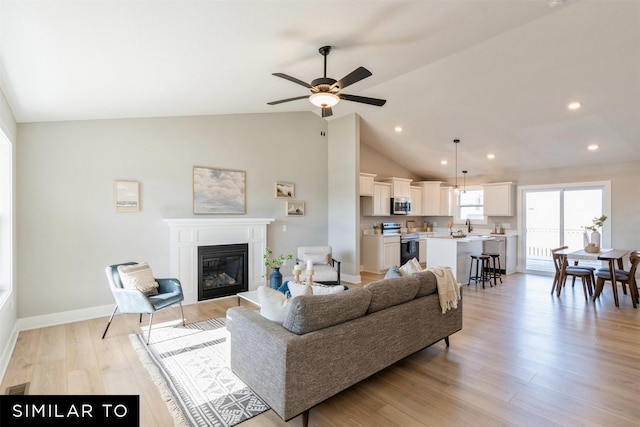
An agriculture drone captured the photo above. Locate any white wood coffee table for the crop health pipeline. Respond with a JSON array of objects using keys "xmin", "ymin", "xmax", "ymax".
[{"xmin": 236, "ymin": 290, "xmax": 260, "ymax": 307}]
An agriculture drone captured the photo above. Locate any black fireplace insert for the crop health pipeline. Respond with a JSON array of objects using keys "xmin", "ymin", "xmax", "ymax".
[{"xmin": 198, "ymin": 243, "xmax": 248, "ymax": 300}]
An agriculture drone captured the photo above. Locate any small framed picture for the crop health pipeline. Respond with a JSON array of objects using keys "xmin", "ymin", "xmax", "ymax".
[
  {"xmin": 114, "ymin": 180, "xmax": 140, "ymax": 212},
  {"xmin": 286, "ymin": 201, "xmax": 305, "ymax": 216},
  {"xmin": 275, "ymin": 182, "xmax": 295, "ymax": 198}
]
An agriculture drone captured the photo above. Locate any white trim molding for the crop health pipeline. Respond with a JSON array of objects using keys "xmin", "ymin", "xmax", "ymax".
[{"xmin": 164, "ymin": 218, "xmax": 275, "ymax": 304}]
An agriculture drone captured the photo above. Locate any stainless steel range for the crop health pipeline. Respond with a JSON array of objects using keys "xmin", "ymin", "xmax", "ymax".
[{"xmin": 382, "ymin": 222, "xmax": 420, "ymax": 264}]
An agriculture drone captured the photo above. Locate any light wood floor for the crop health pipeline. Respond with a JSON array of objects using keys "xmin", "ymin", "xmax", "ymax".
[{"xmin": 2, "ymin": 273, "xmax": 639, "ymax": 426}]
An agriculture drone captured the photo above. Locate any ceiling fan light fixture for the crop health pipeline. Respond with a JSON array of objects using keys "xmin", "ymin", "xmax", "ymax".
[{"xmin": 309, "ymin": 92, "xmax": 340, "ymax": 108}]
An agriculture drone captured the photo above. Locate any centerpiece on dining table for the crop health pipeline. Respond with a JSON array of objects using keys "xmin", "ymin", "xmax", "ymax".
[{"xmin": 583, "ymin": 215, "xmax": 607, "ymax": 253}]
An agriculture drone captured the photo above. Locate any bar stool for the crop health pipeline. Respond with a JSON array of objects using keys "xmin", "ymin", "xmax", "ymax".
[
  {"xmin": 481, "ymin": 252, "xmax": 503, "ymax": 287},
  {"xmin": 468, "ymin": 254, "xmax": 491, "ymax": 288}
]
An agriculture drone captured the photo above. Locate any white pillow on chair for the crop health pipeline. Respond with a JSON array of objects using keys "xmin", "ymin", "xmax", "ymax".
[{"xmin": 117, "ymin": 262, "xmax": 159, "ymax": 296}]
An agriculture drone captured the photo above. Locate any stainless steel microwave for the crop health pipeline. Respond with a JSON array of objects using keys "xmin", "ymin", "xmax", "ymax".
[{"xmin": 391, "ymin": 197, "xmax": 412, "ymax": 215}]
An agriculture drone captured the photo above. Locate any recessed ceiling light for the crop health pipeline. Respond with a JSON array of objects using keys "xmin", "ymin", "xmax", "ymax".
[
  {"xmin": 588, "ymin": 144, "xmax": 599, "ymax": 151},
  {"xmin": 487, "ymin": 153, "xmax": 496, "ymax": 159},
  {"xmin": 394, "ymin": 126, "xmax": 403, "ymax": 133},
  {"xmin": 568, "ymin": 101, "xmax": 582, "ymax": 110},
  {"xmin": 440, "ymin": 160, "xmax": 448, "ymax": 165}
]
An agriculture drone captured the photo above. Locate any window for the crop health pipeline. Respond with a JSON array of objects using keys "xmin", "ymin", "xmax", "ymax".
[
  {"xmin": 455, "ymin": 186, "xmax": 485, "ymax": 223},
  {"xmin": 0, "ymin": 129, "xmax": 12, "ymax": 297}
]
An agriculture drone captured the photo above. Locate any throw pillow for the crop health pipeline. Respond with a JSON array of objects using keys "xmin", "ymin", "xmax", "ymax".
[
  {"xmin": 288, "ymin": 281, "xmax": 313, "ymax": 298},
  {"xmin": 302, "ymin": 253, "xmax": 329, "ymax": 265},
  {"xmin": 277, "ymin": 281, "xmax": 291, "ymax": 298},
  {"xmin": 311, "ymin": 284, "xmax": 344, "ymax": 295},
  {"xmin": 384, "ymin": 264, "xmax": 401, "ymax": 279},
  {"xmin": 117, "ymin": 262, "xmax": 159, "ymax": 296},
  {"xmin": 257, "ymin": 286, "xmax": 292, "ymax": 323},
  {"xmin": 399, "ymin": 257, "xmax": 422, "ymax": 276}
]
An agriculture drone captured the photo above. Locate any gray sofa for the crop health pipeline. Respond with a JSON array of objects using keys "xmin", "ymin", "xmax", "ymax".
[{"xmin": 226, "ymin": 271, "xmax": 463, "ymax": 426}]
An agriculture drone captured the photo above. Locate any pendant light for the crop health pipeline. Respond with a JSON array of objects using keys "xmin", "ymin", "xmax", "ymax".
[
  {"xmin": 453, "ymin": 139, "xmax": 460, "ymax": 192},
  {"xmin": 462, "ymin": 170, "xmax": 468, "ymax": 193}
]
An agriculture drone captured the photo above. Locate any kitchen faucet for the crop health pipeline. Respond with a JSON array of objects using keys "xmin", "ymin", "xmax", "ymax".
[{"xmin": 466, "ymin": 219, "xmax": 472, "ymax": 233}]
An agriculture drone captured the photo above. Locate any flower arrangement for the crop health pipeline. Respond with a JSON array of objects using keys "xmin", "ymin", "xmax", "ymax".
[
  {"xmin": 585, "ymin": 215, "xmax": 607, "ymax": 232},
  {"xmin": 263, "ymin": 247, "xmax": 293, "ymax": 270}
]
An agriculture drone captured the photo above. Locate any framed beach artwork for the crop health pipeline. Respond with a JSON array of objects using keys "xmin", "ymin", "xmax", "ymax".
[
  {"xmin": 275, "ymin": 182, "xmax": 295, "ymax": 198},
  {"xmin": 286, "ymin": 201, "xmax": 305, "ymax": 216},
  {"xmin": 114, "ymin": 180, "xmax": 140, "ymax": 212},
  {"xmin": 193, "ymin": 166, "xmax": 246, "ymax": 214}
]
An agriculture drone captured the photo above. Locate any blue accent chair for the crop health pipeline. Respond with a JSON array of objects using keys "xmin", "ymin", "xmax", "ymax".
[{"xmin": 102, "ymin": 262, "xmax": 185, "ymax": 344}]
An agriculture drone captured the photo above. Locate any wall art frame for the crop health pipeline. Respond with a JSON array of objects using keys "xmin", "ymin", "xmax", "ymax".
[
  {"xmin": 193, "ymin": 166, "xmax": 246, "ymax": 214},
  {"xmin": 286, "ymin": 200, "xmax": 305, "ymax": 216},
  {"xmin": 114, "ymin": 180, "xmax": 140, "ymax": 212},
  {"xmin": 275, "ymin": 182, "xmax": 295, "ymax": 198}
]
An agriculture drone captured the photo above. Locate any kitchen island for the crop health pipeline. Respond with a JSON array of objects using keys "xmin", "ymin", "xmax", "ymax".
[{"xmin": 426, "ymin": 236, "xmax": 494, "ymax": 285}]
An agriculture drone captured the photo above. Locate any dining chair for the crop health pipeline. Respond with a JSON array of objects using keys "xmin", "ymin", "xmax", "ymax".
[
  {"xmin": 550, "ymin": 246, "xmax": 568, "ymax": 295},
  {"xmin": 594, "ymin": 251, "xmax": 639, "ymax": 308},
  {"xmin": 551, "ymin": 248, "xmax": 593, "ymax": 299}
]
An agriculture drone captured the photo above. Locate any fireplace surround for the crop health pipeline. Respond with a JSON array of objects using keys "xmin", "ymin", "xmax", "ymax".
[{"xmin": 164, "ymin": 218, "xmax": 275, "ymax": 304}]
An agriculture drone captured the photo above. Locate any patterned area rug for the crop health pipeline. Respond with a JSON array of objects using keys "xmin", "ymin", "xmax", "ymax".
[{"xmin": 130, "ymin": 317, "xmax": 269, "ymax": 427}]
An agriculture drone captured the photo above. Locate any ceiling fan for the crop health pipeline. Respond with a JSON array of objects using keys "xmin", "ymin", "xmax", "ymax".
[{"xmin": 267, "ymin": 46, "xmax": 386, "ymax": 118}]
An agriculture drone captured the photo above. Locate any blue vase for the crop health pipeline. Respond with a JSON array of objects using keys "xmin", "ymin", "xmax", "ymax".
[{"xmin": 269, "ymin": 267, "xmax": 283, "ymax": 289}]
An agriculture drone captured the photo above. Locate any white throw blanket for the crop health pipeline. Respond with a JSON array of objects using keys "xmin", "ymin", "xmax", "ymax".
[{"xmin": 427, "ymin": 266, "xmax": 461, "ymax": 314}]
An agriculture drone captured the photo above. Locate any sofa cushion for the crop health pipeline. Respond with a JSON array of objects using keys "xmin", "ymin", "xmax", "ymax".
[
  {"xmin": 288, "ymin": 281, "xmax": 313, "ymax": 298},
  {"xmin": 399, "ymin": 257, "xmax": 422, "ymax": 276},
  {"xmin": 258, "ymin": 286, "xmax": 292, "ymax": 323},
  {"xmin": 412, "ymin": 270, "xmax": 438, "ymax": 297},
  {"xmin": 364, "ymin": 276, "xmax": 420, "ymax": 314},
  {"xmin": 312, "ymin": 284, "xmax": 344, "ymax": 295},
  {"xmin": 384, "ymin": 264, "xmax": 401, "ymax": 279},
  {"xmin": 283, "ymin": 287, "xmax": 371, "ymax": 335}
]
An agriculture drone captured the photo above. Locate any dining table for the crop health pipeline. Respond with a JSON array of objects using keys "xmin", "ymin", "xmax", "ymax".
[{"xmin": 556, "ymin": 247, "xmax": 633, "ymax": 306}]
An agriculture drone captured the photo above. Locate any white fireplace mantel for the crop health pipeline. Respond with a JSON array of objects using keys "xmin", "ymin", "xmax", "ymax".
[{"xmin": 164, "ymin": 218, "xmax": 275, "ymax": 304}]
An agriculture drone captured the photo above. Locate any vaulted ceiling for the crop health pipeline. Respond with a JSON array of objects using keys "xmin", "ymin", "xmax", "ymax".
[{"xmin": 1, "ymin": 0, "xmax": 638, "ymax": 179}]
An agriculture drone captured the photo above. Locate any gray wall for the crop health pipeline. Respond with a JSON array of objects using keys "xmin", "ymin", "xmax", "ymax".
[{"xmin": 16, "ymin": 112, "xmax": 329, "ymax": 318}]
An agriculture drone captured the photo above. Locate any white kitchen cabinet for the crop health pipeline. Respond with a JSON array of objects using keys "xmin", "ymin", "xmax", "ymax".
[
  {"xmin": 440, "ymin": 186, "xmax": 453, "ymax": 216},
  {"xmin": 483, "ymin": 182, "xmax": 516, "ymax": 216},
  {"xmin": 359, "ymin": 173, "xmax": 376, "ymax": 196},
  {"xmin": 383, "ymin": 236, "xmax": 401, "ymax": 269},
  {"xmin": 413, "ymin": 181, "xmax": 443, "ymax": 216},
  {"xmin": 410, "ymin": 186, "xmax": 422, "ymax": 216},
  {"xmin": 380, "ymin": 177, "xmax": 412, "ymax": 199},
  {"xmin": 361, "ymin": 182, "xmax": 391, "ymax": 216},
  {"xmin": 361, "ymin": 234, "xmax": 400, "ymax": 273},
  {"xmin": 482, "ymin": 235, "xmax": 517, "ymax": 274},
  {"xmin": 418, "ymin": 232, "xmax": 433, "ymax": 266}
]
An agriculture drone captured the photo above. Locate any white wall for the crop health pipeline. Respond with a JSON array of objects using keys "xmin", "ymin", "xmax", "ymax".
[
  {"xmin": 16, "ymin": 112, "xmax": 328, "ymax": 319},
  {"xmin": 0, "ymin": 87, "xmax": 17, "ymax": 382},
  {"xmin": 328, "ymin": 114, "xmax": 360, "ymax": 283}
]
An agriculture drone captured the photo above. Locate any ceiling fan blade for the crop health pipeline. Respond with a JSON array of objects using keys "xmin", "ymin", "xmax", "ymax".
[
  {"xmin": 321, "ymin": 107, "xmax": 333, "ymax": 118},
  {"xmin": 272, "ymin": 73, "xmax": 312, "ymax": 88},
  {"xmin": 331, "ymin": 67, "xmax": 372, "ymax": 90},
  {"xmin": 267, "ymin": 95, "xmax": 310, "ymax": 105},
  {"xmin": 340, "ymin": 93, "xmax": 386, "ymax": 107}
]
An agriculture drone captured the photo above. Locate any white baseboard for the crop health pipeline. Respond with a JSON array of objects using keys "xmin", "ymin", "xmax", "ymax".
[
  {"xmin": 15, "ymin": 304, "xmax": 115, "ymax": 332},
  {"xmin": 0, "ymin": 326, "xmax": 18, "ymax": 387},
  {"xmin": 342, "ymin": 273, "xmax": 361, "ymax": 284}
]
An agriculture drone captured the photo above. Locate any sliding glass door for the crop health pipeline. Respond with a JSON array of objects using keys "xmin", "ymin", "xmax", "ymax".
[{"xmin": 523, "ymin": 184, "xmax": 605, "ymax": 273}]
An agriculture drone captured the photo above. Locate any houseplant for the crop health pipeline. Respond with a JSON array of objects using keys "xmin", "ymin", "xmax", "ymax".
[
  {"xmin": 263, "ymin": 247, "xmax": 293, "ymax": 289},
  {"xmin": 585, "ymin": 215, "xmax": 607, "ymax": 248}
]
